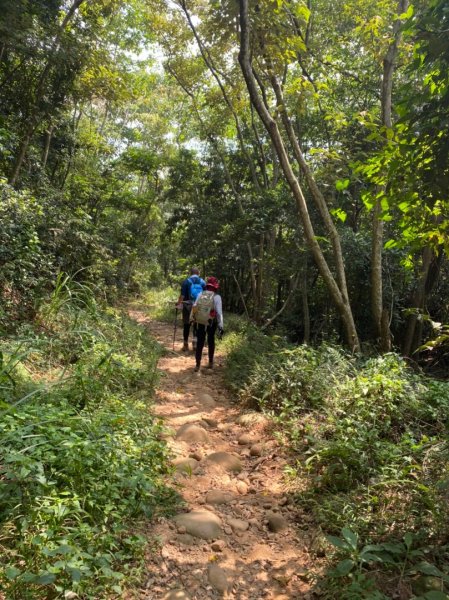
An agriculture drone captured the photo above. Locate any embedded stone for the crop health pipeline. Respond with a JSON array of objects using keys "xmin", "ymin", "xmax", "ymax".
[
  {"xmin": 163, "ymin": 591, "xmax": 191, "ymax": 600},
  {"xmin": 173, "ymin": 457, "xmax": 199, "ymax": 473},
  {"xmin": 206, "ymin": 489, "xmax": 235, "ymax": 505},
  {"xmin": 207, "ymin": 564, "xmax": 229, "ymax": 594},
  {"xmin": 206, "ymin": 451, "xmax": 242, "ymax": 473},
  {"xmin": 175, "ymin": 423, "xmax": 210, "ymax": 443},
  {"xmin": 198, "ymin": 393, "xmax": 216, "ymax": 407},
  {"xmin": 173, "ymin": 510, "xmax": 222, "ymax": 540},
  {"xmin": 228, "ymin": 517, "xmax": 249, "ymax": 532},
  {"xmin": 238, "ymin": 433, "xmax": 254, "ymax": 445}
]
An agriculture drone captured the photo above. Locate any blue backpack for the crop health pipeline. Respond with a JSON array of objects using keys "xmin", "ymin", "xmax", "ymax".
[{"xmin": 188, "ymin": 276, "xmax": 204, "ymax": 301}]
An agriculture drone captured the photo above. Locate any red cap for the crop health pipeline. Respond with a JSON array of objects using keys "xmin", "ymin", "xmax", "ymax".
[{"xmin": 206, "ymin": 276, "xmax": 220, "ymax": 291}]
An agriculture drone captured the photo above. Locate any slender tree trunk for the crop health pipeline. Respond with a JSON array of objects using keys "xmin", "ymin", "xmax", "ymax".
[
  {"xmin": 238, "ymin": 0, "xmax": 360, "ymax": 351},
  {"xmin": 261, "ymin": 273, "xmax": 300, "ymax": 331},
  {"xmin": 41, "ymin": 124, "xmax": 54, "ymax": 172},
  {"xmin": 302, "ymin": 256, "xmax": 310, "ymax": 343},
  {"xmin": 233, "ymin": 274, "xmax": 250, "ymax": 319},
  {"xmin": 402, "ymin": 247, "xmax": 443, "ymax": 356},
  {"xmin": 372, "ymin": 0, "xmax": 409, "ymax": 351},
  {"xmin": 256, "ymin": 232, "xmax": 265, "ymax": 322},
  {"xmin": 402, "ymin": 246, "xmax": 433, "ymax": 356}
]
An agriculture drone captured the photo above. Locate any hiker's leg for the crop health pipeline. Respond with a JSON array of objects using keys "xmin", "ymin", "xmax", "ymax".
[
  {"xmin": 195, "ymin": 324, "xmax": 206, "ymax": 367},
  {"xmin": 182, "ymin": 304, "xmax": 191, "ymax": 347},
  {"xmin": 192, "ymin": 321, "xmax": 198, "ymax": 349},
  {"xmin": 207, "ymin": 320, "xmax": 217, "ymax": 364}
]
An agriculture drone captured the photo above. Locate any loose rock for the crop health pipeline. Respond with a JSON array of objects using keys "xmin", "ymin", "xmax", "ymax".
[
  {"xmin": 211, "ymin": 540, "xmax": 226, "ymax": 552},
  {"xmin": 250, "ymin": 443, "xmax": 264, "ymax": 457},
  {"xmin": 267, "ymin": 513, "xmax": 288, "ymax": 533},
  {"xmin": 236, "ymin": 481, "xmax": 248, "ymax": 495}
]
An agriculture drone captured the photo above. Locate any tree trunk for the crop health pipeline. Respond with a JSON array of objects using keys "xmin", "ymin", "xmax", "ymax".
[
  {"xmin": 41, "ymin": 124, "xmax": 54, "ymax": 173},
  {"xmin": 238, "ymin": 0, "xmax": 360, "ymax": 351},
  {"xmin": 372, "ymin": 0, "xmax": 409, "ymax": 351},
  {"xmin": 302, "ymin": 256, "xmax": 310, "ymax": 344},
  {"xmin": 402, "ymin": 246, "xmax": 433, "ymax": 356},
  {"xmin": 402, "ymin": 247, "xmax": 443, "ymax": 356}
]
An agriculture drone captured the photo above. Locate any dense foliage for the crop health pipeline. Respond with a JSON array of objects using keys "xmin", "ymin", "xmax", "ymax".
[
  {"xmin": 223, "ymin": 321, "xmax": 449, "ymax": 597},
  {"xmin": 0, "ymin": 281, "xmax": 175, "ymax": 598}
]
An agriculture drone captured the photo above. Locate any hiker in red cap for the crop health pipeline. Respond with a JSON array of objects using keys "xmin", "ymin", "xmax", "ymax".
[{"xmin": 191, "ymin": 276, "xmax": 224, "ymax": 372}]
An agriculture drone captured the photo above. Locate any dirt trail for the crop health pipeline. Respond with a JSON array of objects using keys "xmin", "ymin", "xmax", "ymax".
[{"xmin": 130, "ymin": 310, "xmax": 315, "ymax": 600}]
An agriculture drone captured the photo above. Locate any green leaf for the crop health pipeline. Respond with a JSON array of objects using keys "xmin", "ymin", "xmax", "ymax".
[
  {"xmin": 36, "ymin": 572, "xmax": 56, "ymax": 584},
  {"xmin": 342, "ymin": 528, "xmax": 358, "ymax": 550},
  {"xmin": 334, "ymin": 559, "xmax": 355, "ymax": 576},
  {"xmin": 331, "ymin": 208, "xmax": 347, "ymax": 223},
  {"xmin": 423, "ymin": 592, "xmax": 449, "ymax": 600},
  {"xmin": 68, "ymin": 567, "xmax": 82, "ymax": 583},
  {"xmin": 5, "ymin": 566, "xmax": 21, "ymax": 580},
  {"xmin": 399, "ymin": 4, "xmax": 414, "ymax": 19},
  {"xmin": 404, "ymin": 532, "xmax": 413, "ymax": 549},
  {"xmin": 384, "ymin": 239, "xmax": 397, "ymax": 249},
  {"xmin": 360, "ymin": 552, "xmax": 384, "ymax": 563},
  {"xmin": 415, "ymin": 562, "xmax": 444, "ymax": 577},
  {"xmin": 336, "ymin": 178, "xmax": 350, "ymax": 191},
  {"xmin": 326, "ymin": 535, "xmax": 350, "ymax": 549}
]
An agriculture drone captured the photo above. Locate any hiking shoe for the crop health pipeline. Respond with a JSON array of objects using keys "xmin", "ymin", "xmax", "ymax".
[
  {"xmin": 206, "ymin": 362, "xmax": 213, "ymax": 369},
  {"xmin": 194, "ymin": 365, "xmax": 200, "ymax": 372},
  {"xmin": 182, "ymin": 342, "xmax": 189, "ymax": 352}
]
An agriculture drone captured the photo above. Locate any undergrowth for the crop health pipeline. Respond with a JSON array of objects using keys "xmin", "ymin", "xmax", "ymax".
[
  {"xmin": 223, "ymin": 323, "xmax": 449, "ymax": 599},
  {"xmin": 0, "ymin": 276, "xmax": 176, "ymax": 599},
  {"xmin": 142, "ymin": 287, "xmax": 178, "ymax": 323}
]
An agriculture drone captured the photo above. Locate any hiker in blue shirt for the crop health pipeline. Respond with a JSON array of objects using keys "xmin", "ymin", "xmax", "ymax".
[{"xmin": 176, "ymin": 267, "xmax": 206, "ymax": 351}]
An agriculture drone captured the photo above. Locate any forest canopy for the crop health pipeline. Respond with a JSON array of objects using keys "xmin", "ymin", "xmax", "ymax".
[{"xmin": 1, "ymin": 0, "xmax": 448, "ymax": 359}]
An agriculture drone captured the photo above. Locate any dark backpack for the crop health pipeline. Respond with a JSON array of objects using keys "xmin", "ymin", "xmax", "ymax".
[{"xmin": 188, "ymin": 276, "xmax": 204, "ymax": 301}]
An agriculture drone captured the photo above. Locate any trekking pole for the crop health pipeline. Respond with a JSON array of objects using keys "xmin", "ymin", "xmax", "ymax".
[{"xmin": 173, "ymin": 306, "xmax": 179, "ymax": 350}]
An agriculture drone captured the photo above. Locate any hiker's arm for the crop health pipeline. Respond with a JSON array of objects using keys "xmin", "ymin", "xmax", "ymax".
[
  {"xmin": 214, "ymin": 295, "xmax": 224, "ymax": 329},
  {"xmin": 178, "ymin": 279, "xmax": 190, "ymax": 304}
]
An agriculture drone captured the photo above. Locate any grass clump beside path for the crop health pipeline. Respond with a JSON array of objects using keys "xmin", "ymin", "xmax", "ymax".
[
  {"xmin": 222, "ymin": 319, "xmax": 449, "ymax": 599},
  {"xmin": 0, "ymin": 279, "xmax": 176, "ymax": 599}
]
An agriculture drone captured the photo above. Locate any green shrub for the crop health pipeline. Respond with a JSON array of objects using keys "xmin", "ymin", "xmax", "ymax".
[
  {"xmin": 143, "ymin": 287, "xmax": 178, "ymax": 323},
  {"xmin": 222, "ymin": 330, "xmax": 449, "ymax": 597},
  {"xmin": 0, "ymin": 297, "xmax": 176, "ymax": 599}
]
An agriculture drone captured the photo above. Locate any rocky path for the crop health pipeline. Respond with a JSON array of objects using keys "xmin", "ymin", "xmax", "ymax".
[{"xmin": 129, "ymin": 311, "xmax": 315, "ymax": 600}]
